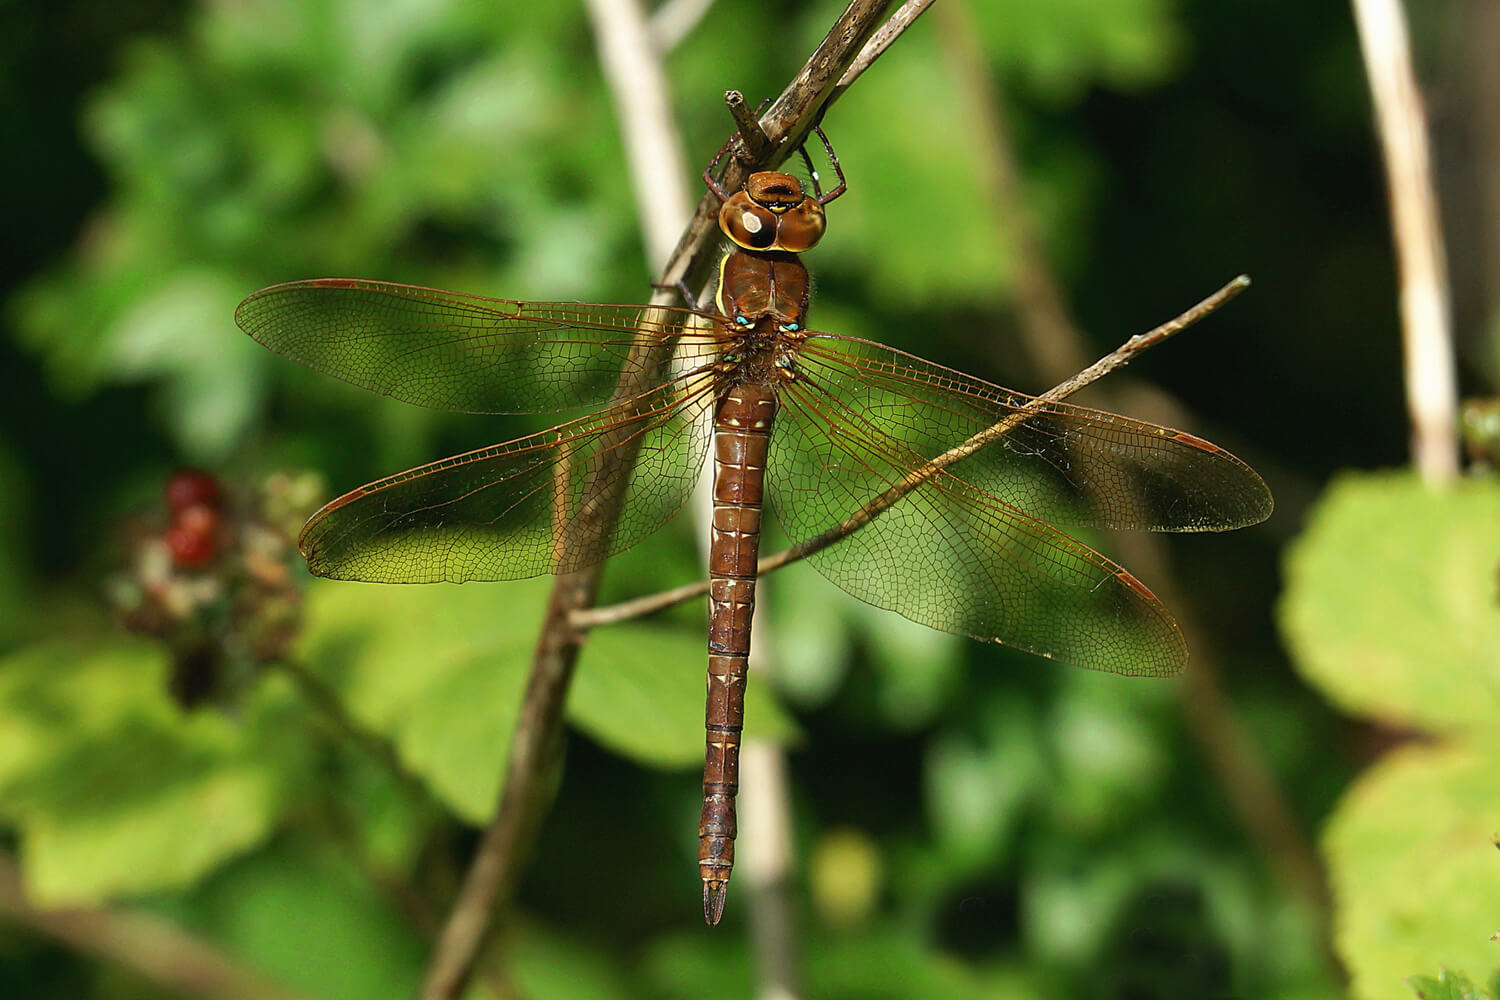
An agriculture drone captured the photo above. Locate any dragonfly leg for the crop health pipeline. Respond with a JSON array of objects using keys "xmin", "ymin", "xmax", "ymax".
[{"xmin": 652, "ymin": 279, "xmax": 707, "ymax": 311}]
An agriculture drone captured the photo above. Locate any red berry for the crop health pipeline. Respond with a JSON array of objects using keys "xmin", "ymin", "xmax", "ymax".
[
  {"xmin": 176, "ymin": 503, "xmax": 220, "ymax": 537},
  {"xmin": 166, "ymin": 504, "xmax": 221, "ymax": 569},
  {"xmin": 165, "ymin": 470, "xmax": 222, "ymax": 513},
  {"xmin": 166, "ymin": 523, "xmax": 218, "ymax": 569}
]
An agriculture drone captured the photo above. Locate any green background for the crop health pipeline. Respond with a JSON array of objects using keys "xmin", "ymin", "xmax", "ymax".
[{"xmin": 2, "ymin": 0, "xmax": 1497, "ymax": 998}]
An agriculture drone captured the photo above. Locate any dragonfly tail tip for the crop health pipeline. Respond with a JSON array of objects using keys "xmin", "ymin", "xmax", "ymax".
[{"xmin": 703, "ymin": 881, "xmax": 729, "ymax": 925}]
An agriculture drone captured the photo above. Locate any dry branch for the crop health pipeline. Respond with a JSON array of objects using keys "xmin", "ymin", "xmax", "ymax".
[{"xmin": 1351, "ymin": 0, "xmax": 1459, "ymax": 482}]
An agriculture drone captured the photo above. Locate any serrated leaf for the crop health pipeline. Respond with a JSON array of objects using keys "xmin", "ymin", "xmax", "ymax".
[
  {"xmin": 1325, "ymin": 742, "xmax": 1500, "ymax": 1000},
  {"xmin": 570, "ymin": 623, "xmax": 797, "ymax": 769},
  {"xmin": 1408, "ymin": 967, "xmax": 1498, "ymax": 1000},
  {"xmin": 1280, "ymin": 471, "xmax": 1500, "ymax": 732}
]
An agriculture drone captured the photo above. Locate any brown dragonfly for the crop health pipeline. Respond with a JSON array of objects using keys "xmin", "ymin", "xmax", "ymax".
[{"xmin": 236, "ymin": 127, "xmax": 1272, "ymax": 925}]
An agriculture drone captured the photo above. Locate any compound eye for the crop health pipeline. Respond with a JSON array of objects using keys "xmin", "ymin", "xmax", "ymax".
[
  {"xmin": 719, "ymin": 194, "xmax": 778, "ymax": 250},
  {"xmin": 772, "ymin": 199, "xmax": 826, "ymax": 252}
]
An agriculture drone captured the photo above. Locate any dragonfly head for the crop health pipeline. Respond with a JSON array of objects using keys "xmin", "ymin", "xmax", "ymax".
[{"xmin": 718, "ymin": 171, "xmax": 827, "ymax": 254}]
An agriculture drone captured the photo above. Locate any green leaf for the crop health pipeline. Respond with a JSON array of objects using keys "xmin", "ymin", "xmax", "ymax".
[
  {"xmin": 644, "ymin": 921, "xmax": 1027, "ymax": 1000},
  {"xmin": 570, "ymin": 623, "xmax": 798, "ymax": 770},
  {"xmin": 1408, "ymin": 968, "xmax": 1498, "ymax": 1000},
  {"xmin": 297, "ymin": 578, "xmax": 548, "ymax": 822},
  {"xmin": 396, "ymin": 653, "xmax": 531, "ymax": 823},
  {"xmin": 1325, "ymin": 742, "xmax": 1500, "ymax": 1000},
  {"xmin": 1279, "ymin": 471, "xmax": 1500, "ymax": 732},
  {"xmin": 299, "ymin": 578, "xmax": 796, "ymax": 814},
  {"xmin": 169, "ymin": 840, "xmax": 427, "ymax": 1000},
  {"xmin": 101, "ymin": 269, "xmax": 268, "ymax": 459},
  {"xmin": 972, "ymin": 0, "xmax": 1184, "ymax": 100},
  {"xmin": 0, "ymin": 641, "xmax": 289, "ymax": 904},
  {"xmin": 21, "ymin": 729, "xmax": 281, "ymax": 905}
]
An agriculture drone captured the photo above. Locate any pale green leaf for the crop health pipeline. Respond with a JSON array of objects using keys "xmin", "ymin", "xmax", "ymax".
[
  {"xmin": 0, "ymin": 640, "xmax": 170, "ymax": 792},
  {"xmin": 570, "ymin": 623, "xmax": 798, "ymax": 770},
  {"xmin": 504, "ymin": 919, "xmax": 632, "ymax": 1000},
  {"xmin": 1324, "ymin": 742, "xmax": 1500, "ymax": 1000},
  {"xmin": 925, "ymin": 693, "xmax": 1043, "ymax": 867},
  {"xmin": 22, "ymin": 740, "xmax": 280, "ymax": 905},
  {"xmin": 0, "ymin": 641, "xmax": 288, "ymax": 904},
  {"xmin": 396, "ymin": 653, "xmax": 530, "ymax": 823},
  {"xmin": 1408, "ymin": 968, "xmax": 1497, "ymax": 1000},
  {"xmin": 1280, "ymin": 472, "xmax": 1500, "ymax": 732},
  {"xmin": 297, "ymin": 578, "xmax": 549, "ymax": 822}
]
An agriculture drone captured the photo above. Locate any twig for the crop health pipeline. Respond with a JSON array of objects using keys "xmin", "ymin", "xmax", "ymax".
[
  {"xmin": 832, "ymin": 0, "xmax": 938, "ymax": 101},
  {"xmin": 0, "ymin": 854, "xmax": 315, "ymax": 1000},
  {"xmin": 571, "ymin": 276, "xmax": 1250, "ymax": 630},
  {"xmin": 1351, "ymin": 0, "xmax": 1459, "ymax": 483},
  {"xmin": 273, "ymin": 658, "xmax": 433, "ymax": 801},
  {"xmin": 417, "ymin": 4, "xmax": 895, "ymax": 998},
  {"xmin": 725, "ymin": 90, "xmax": 775, "ymax": 163}
]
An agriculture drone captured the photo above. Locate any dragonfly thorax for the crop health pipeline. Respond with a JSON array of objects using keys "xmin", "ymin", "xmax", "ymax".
[{"xmin": 718, "ymin": 317, "xmax": 803, "ymax": 385}]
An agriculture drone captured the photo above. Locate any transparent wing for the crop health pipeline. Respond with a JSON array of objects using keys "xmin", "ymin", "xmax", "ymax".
[
  {"xmin": 300, "ymin": 369, "xmax": 718, "ymax": 583},
  {"xmin": 764, "ymin": 332, "xmax": 1273, "ymax": 675},
  {"xmin": 790, "ymin": 334, "xmax": 1272, "ymax": 532},
  {"xmin": 236, "ymin": 278, "xmax": 726, "ymax": 414}
]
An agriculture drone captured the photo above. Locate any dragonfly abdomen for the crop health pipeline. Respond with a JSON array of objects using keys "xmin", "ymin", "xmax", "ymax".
[{"xmin": 699, "ymin": 382, "xmax": 778, "ymax": 925}]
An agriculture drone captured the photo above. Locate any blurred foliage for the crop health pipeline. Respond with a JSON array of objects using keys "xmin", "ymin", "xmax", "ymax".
[
  {"xmin": 1281, "ymin": 473, "xmax": 1500, "ymax": 999},
  {"xmin": 1408, "ymin": 969, "xmax": 1500, "ymax": 1000},
  {"xmin": 0, "ymin": 0, "xmax": 1490, "ymax": 997}
]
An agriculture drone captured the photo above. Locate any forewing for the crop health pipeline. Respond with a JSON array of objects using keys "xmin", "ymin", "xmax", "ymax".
[
  {"xmin": 300, "ymin": 371, "xmax": 718, "ymax": 583},
  {"xmin": 768, "ymin": 357, "xmax": 1199, "ymax": 676},
  {"xmin": 791, "ymin": 334, "xmax": 1272, "ymax": 532},
  {"xmin": 236, "ymin": 278, "xmax": 724, "ymax": 414}
]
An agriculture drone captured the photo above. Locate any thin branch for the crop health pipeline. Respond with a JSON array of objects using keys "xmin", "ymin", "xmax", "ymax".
[
  {"xmin": 417, "ymin": 4, "xmax": 895, "ymax": 998},
  {"xmin": 273, "ymin": 658, "xmax": 433, "ymax": 802},
  {"xmin": 725, "ymin": 90, "xmax": 775, "ymax": 163},
  {"xmin": 0, "ymin": 854, "xmax": 315, "ymax": 1000},
  {"xmin": 832, "ymin": 0, "xmax": 938, "ymax": 100},
  {"xmin": 1351, "ymin": 0, "xmax": 1459, "ymax": 483},
  {"xmin": 571, "ymin": 276, "xmax": 1250, "ymax": 630}
]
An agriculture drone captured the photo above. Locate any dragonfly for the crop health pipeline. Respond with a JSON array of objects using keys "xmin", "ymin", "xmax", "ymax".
[{"xmin": 236, "ymin": 126, "xmax": 1272, "ymax": 925}]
